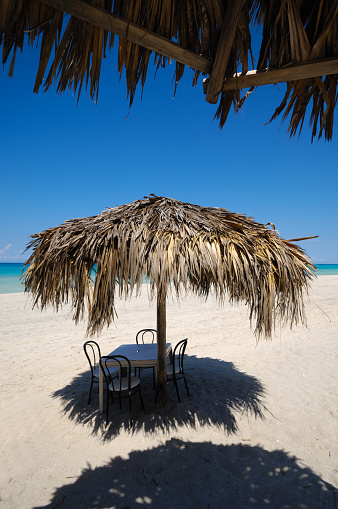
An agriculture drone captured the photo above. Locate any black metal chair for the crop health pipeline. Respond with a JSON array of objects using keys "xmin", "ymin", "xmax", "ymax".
[
  {"xmin": 136, "ymin": 329, "xmax": 157, "ymax": 344},
  {"xmin": 83, "ymin": 341, "xmax": 119, "ymax": 405},
  {"xmin": 135, "ymin": 329, "xmax": 157, "ymax": 387},
  {"xmin": 100, "ymin": 355, "xmax": 145, "ymax": 427},
  {"xmin": 167, "ymin": 338, "xmax": 190, "ymax": 402}
]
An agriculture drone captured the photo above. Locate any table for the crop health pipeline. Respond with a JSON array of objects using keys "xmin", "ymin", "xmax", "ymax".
[{"xmin": 99, "ymin": 343, "xmax": 172, "ymax": 413}]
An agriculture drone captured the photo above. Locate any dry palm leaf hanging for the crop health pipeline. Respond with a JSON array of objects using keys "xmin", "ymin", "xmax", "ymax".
[
  {"xmin": 23, "ymin": 195, "xmax": 315, "ymax": 338},
  {"xmin": 1, "ymin": 0, "xmax": 337, "ymax": 140}
]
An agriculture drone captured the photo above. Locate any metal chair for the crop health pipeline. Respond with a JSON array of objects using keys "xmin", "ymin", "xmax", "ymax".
[
  {"xmin": 83, "ymin": 341, "xmax": 118, "ymax": 405},
  {"xmin": 100, "ymin": 355, "xmax": 145, "ymax": 427},
  {"xmin": 167, "ymin": 338, "xmax": 190, "ymax": 402},
  {"xmin": 135, "ymin": 329, "xmax": 157, "ymax": 387},
  {"xmin": 136, "ymin": 329, "xmax": 157, "ymax": 344}
]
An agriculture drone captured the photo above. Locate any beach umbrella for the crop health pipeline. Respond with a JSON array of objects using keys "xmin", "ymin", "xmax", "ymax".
[{"xmin": 23, "ymin": 195, "xmax": 315, "ymax": 408}]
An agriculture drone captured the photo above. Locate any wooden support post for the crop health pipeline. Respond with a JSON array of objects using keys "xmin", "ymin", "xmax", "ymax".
[{"xmin": 156, "ymin": 288, "xmax": 167, "ymax": 411}]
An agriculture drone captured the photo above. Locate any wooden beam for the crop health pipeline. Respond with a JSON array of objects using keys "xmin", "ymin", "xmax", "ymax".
[
  {"xmin": 203, "ymin": 58, "xmax": 338, "ymax": 92},
  {"xmin": 205, "ymin": 0, "xmax": 246, "ymax": 104},
  {"xmin": 37, "ymin": 0, "xmax": 337, "ymax": 98},
  {"xmin": 38, "ymin": 0, "xmax": 212, "ymax": 73}
]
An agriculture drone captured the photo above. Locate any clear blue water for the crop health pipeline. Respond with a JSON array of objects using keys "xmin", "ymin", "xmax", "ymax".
[
  {"xmin": 313, "ymin": 264, "xmax": 338, "ymax": 276},
  {"xmin": 0, "ymin": 263, "xmax": 27, "ymax": 294},
  {"xmin": 0, "ymin": 263, "xmax": 337, "ymax": 294}
]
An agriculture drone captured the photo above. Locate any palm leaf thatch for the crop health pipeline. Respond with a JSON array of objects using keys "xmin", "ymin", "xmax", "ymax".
[
  {"xmin": 23, "ymin": 195, "xmax": 315, "ymax": 339},
  {"xmin": 1, "ymin": 0, "xmax": 337, "ymax": 141}
]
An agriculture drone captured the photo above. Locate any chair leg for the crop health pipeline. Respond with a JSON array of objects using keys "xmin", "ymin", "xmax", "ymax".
[
  {"xmin": 129, "ymin": 394, "xmax": 132, "ymax": 427},
  {"xmin": 139, "ymin": 386, "xmax": 145, "ymax": 412},
  {"xmin": 152, "ymin": 367, "xmax": 155, "ymax": 388},
  {"xmin": 173, "ymin": 375, "xmax": 181, "ymax": 402},
  {"xmin": 88, "ymin": 378, "xmax": 94, "ymax": 405},
  {"xmin": 183, "ymin": 375, "xmax": 190, "ymax": 397}
]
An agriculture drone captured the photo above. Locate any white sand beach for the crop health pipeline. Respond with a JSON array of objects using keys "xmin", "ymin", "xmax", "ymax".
[{"xmin": 0, "ymin": 276, "xmax": 337, "ymax": 509}]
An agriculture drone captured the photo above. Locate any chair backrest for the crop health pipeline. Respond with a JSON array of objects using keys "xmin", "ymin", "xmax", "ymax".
[
  {"xmin": 173, "ymin": 338, "xmax": 188, "ymax": 374},
  {"xmin": 100, "ymin": 355, "xmax": 132, "ymax": 392},
  {"xmin": 136, "ymin": 328, "xmax": 157, "ymax": 344},
  {"xmin": 83, "ymin": 341, "xmax": 101, "ymax": 375}
]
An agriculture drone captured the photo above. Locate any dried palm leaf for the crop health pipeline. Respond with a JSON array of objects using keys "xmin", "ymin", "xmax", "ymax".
[
  {"xmin": 23, "ymin": 195, "xmax": 315, "ymax": 339},
  {"xmin": 1, "ymin": 0, "xmax": 336, "ymax": 139}
]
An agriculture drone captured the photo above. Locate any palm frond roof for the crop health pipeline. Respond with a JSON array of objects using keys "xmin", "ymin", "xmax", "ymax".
[
  {"xmin": 23, "ymin": 195, "xmax": 315, "ymax": 337},
  {"xmin": 1, "ymin": 0, "xmax": 337, "ymax": 141}
]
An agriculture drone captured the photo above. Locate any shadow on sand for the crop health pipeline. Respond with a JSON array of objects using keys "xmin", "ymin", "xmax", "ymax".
[
  {"xmin": 34, "ymin": 439, "xmax": 337, "ymax": 509},
  {"xmin": 52, "ymin": 355, "xmax": 267, "ymax": 438}
]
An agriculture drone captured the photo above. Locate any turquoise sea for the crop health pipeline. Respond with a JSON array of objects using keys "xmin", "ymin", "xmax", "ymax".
[{"xmin": 0, "ymin": 262, "xmax": 337, "ymax": 295}]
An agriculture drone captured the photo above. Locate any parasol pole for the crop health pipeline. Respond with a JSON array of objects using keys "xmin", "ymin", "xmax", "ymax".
[{"xmin": 156, "ymin": 284, "xmax": 167, "ymax": 410}]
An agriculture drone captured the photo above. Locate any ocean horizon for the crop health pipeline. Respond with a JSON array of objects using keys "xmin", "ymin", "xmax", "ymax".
[{"xmin": 0, "ymin": 262, "xmax": 337, "ymax": 295}]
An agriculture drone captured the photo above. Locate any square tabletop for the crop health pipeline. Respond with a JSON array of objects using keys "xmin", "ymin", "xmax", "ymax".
[{"xmin": 105, "ymin": 343, "xmax": 172, "ymax": 367}]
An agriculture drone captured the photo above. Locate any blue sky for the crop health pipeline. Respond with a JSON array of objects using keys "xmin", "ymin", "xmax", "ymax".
[{"xmin": 1, "ymin": 40, "xmax": 337, "ymax": 264}]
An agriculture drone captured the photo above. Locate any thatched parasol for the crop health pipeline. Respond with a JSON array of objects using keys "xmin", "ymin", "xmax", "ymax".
[
  {"xmin": 23, "ymin": 195, "xmax": 315, "ymax": 408},
  {"xmin": 1, "ymin": 0, "xmax": 337, "ymax": 141}
]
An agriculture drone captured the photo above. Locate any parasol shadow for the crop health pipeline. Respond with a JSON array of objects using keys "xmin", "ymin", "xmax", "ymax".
[
  {"xmin": 51, "ymin": 355, "xmax": 267, "ymax": 439},
  {"xmin": 33, "ymin": 438, "xmax": 337, "ymax": 509}
]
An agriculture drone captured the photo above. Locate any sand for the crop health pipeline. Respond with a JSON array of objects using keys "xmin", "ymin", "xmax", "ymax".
[{"xmin": 0, "ymin": 277, "xmax": 337, "ymax": 509}]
